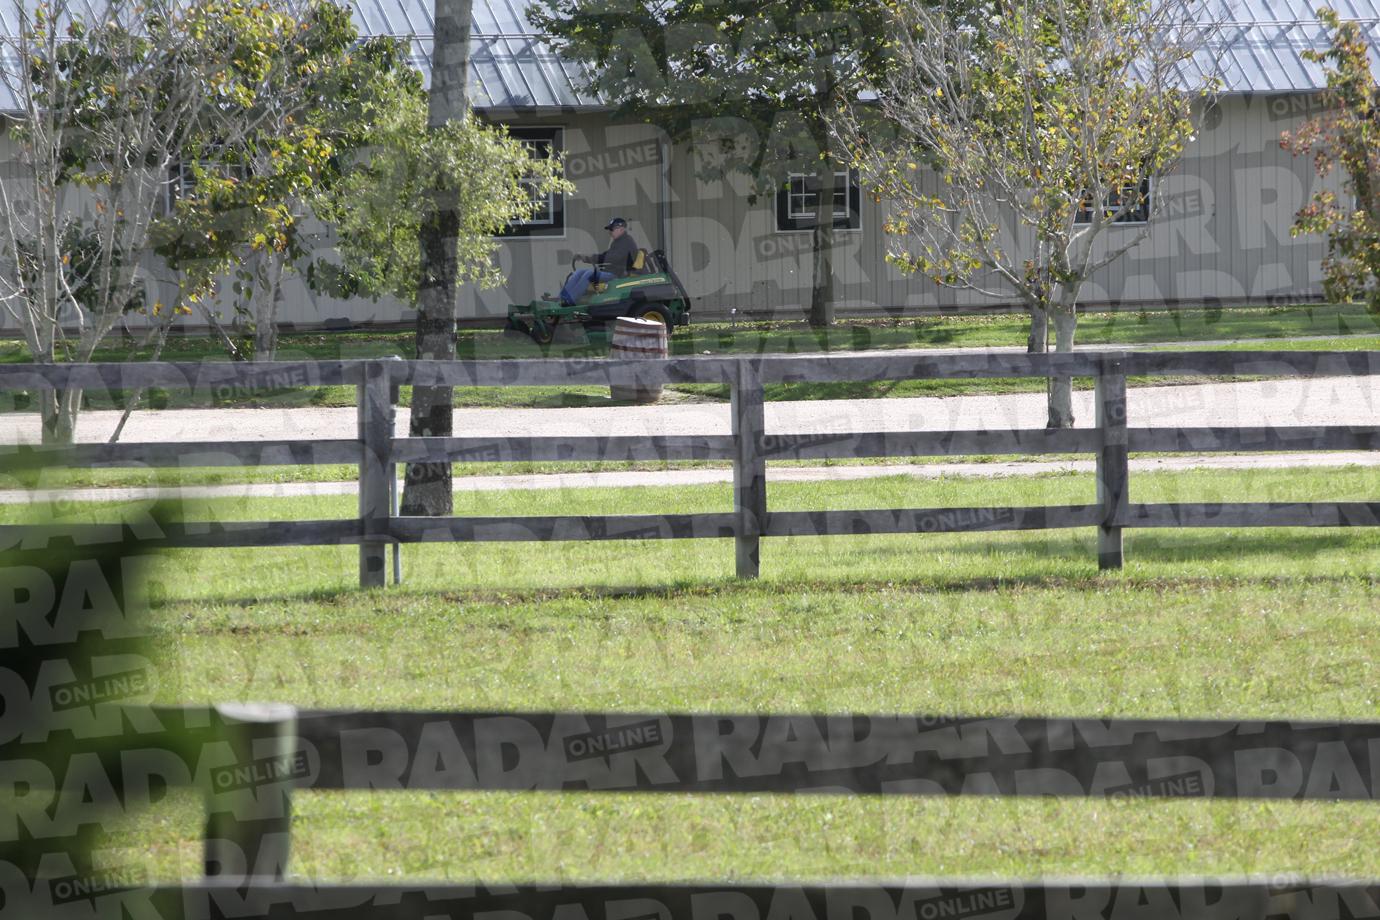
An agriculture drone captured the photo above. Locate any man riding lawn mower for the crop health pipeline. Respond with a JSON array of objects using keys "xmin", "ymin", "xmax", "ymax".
[{"xmin": 506, "ymin": 217, "xmax": 691, "ymax": 346}]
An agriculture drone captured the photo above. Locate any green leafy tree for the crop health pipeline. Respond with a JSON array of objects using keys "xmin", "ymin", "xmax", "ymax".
[
  {"xmin": 841, "ymin": 0, "xmax": 1221, "ymax": 427},
  {"xmin": 308, "ymin": 0, "xmax": 568, "ymax": 515},
  {"xmin": 528, "ymin": 0, "xmax": 894, "ymax": 327},
  {"xmin": 1281, "ymin": 7, "xmax": 1380, "ymax": 315},
  {"xmin": 309, "ymin": 93, "xmax": 568, "ymax": 305},
  {"xmin": 152, "ymin": 0, "xmax": 416, "ymax": 362}
]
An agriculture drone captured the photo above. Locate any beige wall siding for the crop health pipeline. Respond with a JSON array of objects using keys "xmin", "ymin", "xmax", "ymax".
[
  {"xmin": 663, "ymin": 94, "xmax": 1335, "ymax": 319},
  {"xmin": 0, "ymin": 95, "xmax": 1341, "ymax": 332}
]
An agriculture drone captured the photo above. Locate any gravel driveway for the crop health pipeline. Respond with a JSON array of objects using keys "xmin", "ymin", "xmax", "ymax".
[{"xmin": 2, "ymin": 376, "xmax": 1377, "ymax": 444}]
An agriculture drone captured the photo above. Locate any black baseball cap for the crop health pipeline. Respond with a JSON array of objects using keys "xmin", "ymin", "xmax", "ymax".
[{"xmin": 604, "ymin": 217, "xmax": 628, "ymax": 230}]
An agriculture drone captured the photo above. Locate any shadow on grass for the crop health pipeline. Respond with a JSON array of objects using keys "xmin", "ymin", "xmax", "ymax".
[
  {"xmin": 174, "ymin": 561, "xmax": 1378, "ymax": 614},
  {"xmin": 934, "ymin": 529, "xmax": 1373, "ymax": 563},
  {"xmin": 1127, "ymin": 530, "xmax": 1379, "ymax": 561}
]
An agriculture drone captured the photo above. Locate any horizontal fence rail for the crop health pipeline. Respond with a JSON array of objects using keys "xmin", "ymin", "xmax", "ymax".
[
  {"xmin": 14, "ymin": 878, "xmax": 1380, "ymax": 920},
  {"xmin": 11, "ymin": 701, "xmax": 1380, "ymax": 917},
  {"xmin": 2, "ymin": 351, "xmax": 1378, "ymax": 586},
  {"xmin": 16, "ymin": 705, "xmax": 1380, "ymax": 801}
]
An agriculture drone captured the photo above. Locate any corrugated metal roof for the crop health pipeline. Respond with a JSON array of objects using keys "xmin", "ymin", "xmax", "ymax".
[
  {"xmin": 372, "ymin": 0, "xmax": 602, "ymax": 109},
  {"xmin": 473, "ymin": 0, "xmax": 1380, "ymax": 100},
  {"xmin": 4, "ymin": 0, "xmax": 1380, "ymax": 113},
  {"xmin": 373, "ymin": 0, "xmax": 1380, "ymax": 102},
  {"xmin": 0, "ymin": 0, "xmax": 600, "ymax": 112},
  {"xmin": 1191, "ymin": 0, "xmax": 1380, "ymax": 93}
]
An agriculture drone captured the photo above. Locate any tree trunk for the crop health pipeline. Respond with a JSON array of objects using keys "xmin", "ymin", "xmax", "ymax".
[
  {"xmin": 809, "ymin": 162, "xmax": 837, "ymax": 328},
  {"xmin": 251, "ymin": 250, "xmax": 284, "ymax": 362},
  {"xmin": 253, "ymin": 252, "xmax": 283, "ymax": 362},
  {"xmin": 40, "ymin": 387, "xmax": 80, "ymax": 445},
  {"xmin": 401, "ymin": 0, "xmax": 473, "ymax": 517},
  {"xmin": 1047, "ymin": 309, "xmax": 1078, "ymax": 429},
  {"xmin": 807, "ymin": 85, "xmax": 837, "ymax": 329},
  {"xmin": 1027, "ymin": 304, "xmax": 1048, "ymax": 354}
]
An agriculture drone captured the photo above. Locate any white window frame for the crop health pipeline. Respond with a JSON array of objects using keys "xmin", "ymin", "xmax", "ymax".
[
  {"xmin": 1076, "ymin": 175, "xmax": 1152, "ymax": 226},
  {"xmin": 516, "ymin": 137, "xmax": 557, "ymax": 227},
  {"xmin": 786, "ymin": 171, "xmax": 852, "ymax": 221},
  {"xmin": 163, "ymin": 154, "xmax": 248, "ymax": 215},
  {"xmin": 775, "ymin": 167, "xmax": 863, "ymax": 234},
  {"xmin": 501, "ymin": 126, "xmax": 566, "ymax": 239}
]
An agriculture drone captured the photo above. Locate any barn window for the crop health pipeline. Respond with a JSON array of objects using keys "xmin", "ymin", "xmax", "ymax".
[
  {"xmin": 501, "ymin": 127, "xmax": 565, "ymax": 238},
  {"xmin": 776, "ymin": 168, "xmax": 861, "ymax": 232},
  {"xmin": 1076, "ymin": 176, "xmax": 1151, "ymax": 225},
  {"xmin": 163, "ymin": 151, "xmax": 249, "ymax": 215}
]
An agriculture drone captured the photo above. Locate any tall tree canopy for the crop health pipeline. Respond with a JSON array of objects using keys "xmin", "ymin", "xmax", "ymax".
[
  {"xmin": 840, "ymin": 0, "xmax": 1222, "ymax": 427},
  {"xmin": 151, "ymin": 0, "xmax": 420, "ymax": 362}
]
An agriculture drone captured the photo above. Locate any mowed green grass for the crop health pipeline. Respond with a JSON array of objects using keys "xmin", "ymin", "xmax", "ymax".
[
  {"xmin": 2, "ymin": 302, "xmax": 1376, "ymax": 367},
  {"xmin": 10, "ymin": 467, "xmax": 1377, "ymax": 881}
]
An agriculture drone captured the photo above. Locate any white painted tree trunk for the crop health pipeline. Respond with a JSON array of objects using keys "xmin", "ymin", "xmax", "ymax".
[
  {"xmin": 251, "ymin": 250, "xmax": 285, "ymax": 362},
  {"xmin": 39, "ymin": 388, "xmax": 80, "ymax": 444},
  {"xmin": 1047, "ymin": 308, "xmax": 1078, "ymax": 429}
]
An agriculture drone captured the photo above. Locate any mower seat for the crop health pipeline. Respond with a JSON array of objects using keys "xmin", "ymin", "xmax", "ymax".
[{"xmin": 630, "ymin": 249, "xmax": 656, "ymax": 275}]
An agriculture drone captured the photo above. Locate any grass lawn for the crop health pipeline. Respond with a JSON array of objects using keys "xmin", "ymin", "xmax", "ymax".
[
  {"xmin": 0, "ymin": 456, "xmax": 933, "ymax": 491},
  {"xmin": 2, "ymin": 303, "xmax": 1378, "ymax": 412},
  {"xmin": 11, "ymin": 466, "xmax": 1377, "ymax": 882}
]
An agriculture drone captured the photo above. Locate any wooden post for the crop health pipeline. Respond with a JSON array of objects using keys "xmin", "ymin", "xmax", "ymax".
[
  {"xmin": 203, "ymin": 703, "xmax": 297, "ymax": 882},
  {"xmin": 358, "ymin": 361, "xmax": 394, "ymax": 588},
  {"xmin": 1095, "ymin": 356, "xmax": 1129, "ymax": 570},
  {"xmin": 390, "ymin": 377, "xmax": 403, "ymax": 586},
  {"xmin": 731, "ymin": 360, "xmax": 766, "ymax": 578}
]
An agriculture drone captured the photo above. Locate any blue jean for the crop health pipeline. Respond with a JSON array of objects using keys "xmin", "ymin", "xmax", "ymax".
[{"xmin": 560, "ymin": 268, "xmax": 610, "ymax": 305}]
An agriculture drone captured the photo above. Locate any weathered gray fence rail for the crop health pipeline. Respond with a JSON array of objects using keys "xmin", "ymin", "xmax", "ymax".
[
  {"xmin": 13, "ymin": 701, "xmax": 1380, "ymax": 916},
  {"xmin": 3, "ymin": 350, "xmax": 1378, "ymax": 587},
  {"xmin": 31, "ymin": 878, "xmax": 1380, "ymax": 920}
]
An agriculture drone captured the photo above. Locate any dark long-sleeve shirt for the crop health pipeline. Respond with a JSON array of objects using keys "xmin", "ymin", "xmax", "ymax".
[{"xmin": 595, "ymin": 233, "xmax": 640, "ymax": 278}]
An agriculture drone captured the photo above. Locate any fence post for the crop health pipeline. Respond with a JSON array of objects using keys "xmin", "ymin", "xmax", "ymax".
[
  {"xmin": 1095, "ymin": 355, "xmax": 1129, "ymax": 570},
  {"xmin": 731, "ymin": 359, "xmax": 766, "ymax": 578},
  {"xmin": 358, "ymin": 360, "xmax": 394, "ymax": 588},
  {"xmin": 203, "ymin": 703, "xmax": 297, "ymax": 882},
  {"xmin": 390, "ymin": 373, "xmax": 403, "ymax": 586}
]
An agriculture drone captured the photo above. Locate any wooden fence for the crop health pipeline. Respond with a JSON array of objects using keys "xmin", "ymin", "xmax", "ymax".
[
  {"xmin": 7, "ymin": 699, "xmax": 1380, "ymax": 917},
  {"xmin": 3, "ymin": 350, "xmax": 1379, "ymax": 588},
  {"xmin": 5, "ymin": 354, "xmax": 1380, "ymax": 918}
]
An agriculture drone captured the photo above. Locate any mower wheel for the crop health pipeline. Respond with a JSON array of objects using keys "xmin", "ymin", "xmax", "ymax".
[
  {"xmin": 529, "ymin": 319, "xmax": 556, "ymax": 345},
  {"xmin": 635, "ymin": 305, "xmax": 673, "ymax": 327}
]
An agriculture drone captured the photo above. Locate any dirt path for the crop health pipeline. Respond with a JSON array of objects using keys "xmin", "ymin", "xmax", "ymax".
[
  {"xmin": 2, "ymin": 375, "xmax": 1378, "ymax": 444},
  {"xmin": 1, "ymin": 451, "xmax": 1376, "ymax": 506}
]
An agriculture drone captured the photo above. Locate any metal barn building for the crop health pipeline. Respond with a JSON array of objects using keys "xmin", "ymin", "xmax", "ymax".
[{"xmin": 3, "ymin": 0, "xmax": 1378, "ymax": 329}]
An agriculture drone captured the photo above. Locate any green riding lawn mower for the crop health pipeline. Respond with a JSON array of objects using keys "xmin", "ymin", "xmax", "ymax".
[{"xmin": 505, "ymin": 248, "xmax": 691, "ymax": 347}]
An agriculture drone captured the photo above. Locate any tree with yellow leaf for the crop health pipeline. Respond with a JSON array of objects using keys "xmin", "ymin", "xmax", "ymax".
[
  {"xmin": 0, "ymin": 0, "xmax": 193, "ymax": 441},
  {"xmin": 1281, "ymin": 7, "xmax": 1380, "ymax": 316},
  {"xmin": 152, "ymin": 0, "xmax": 420, "ymax": 362},
  {"xmin": 840, "ymin": 0, "xmax": 1224, "ymax": 427},
  {"xmin": 0, "ymin": 0, "xmax": 344, "ymax": 441}
]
